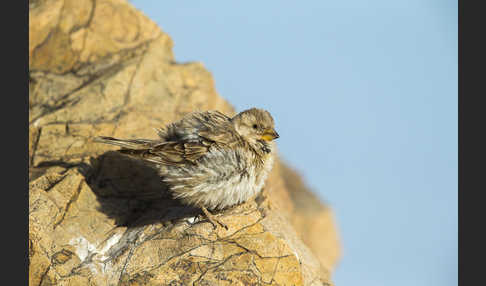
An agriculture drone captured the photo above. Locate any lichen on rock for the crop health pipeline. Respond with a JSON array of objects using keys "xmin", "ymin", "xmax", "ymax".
[{"xmin": 29, "ymin": 0, "xmax": 340, "ymax": 285}]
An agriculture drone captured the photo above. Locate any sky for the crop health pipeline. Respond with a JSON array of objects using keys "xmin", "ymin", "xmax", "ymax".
[{"xmin": 131, "ymin": 1, "xmax": 458, "ymax": 285}]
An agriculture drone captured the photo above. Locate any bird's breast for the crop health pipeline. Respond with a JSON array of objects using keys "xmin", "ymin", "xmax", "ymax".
[{"xmin": 165, "ymin": 145, "xmax": 274, "ymax": 210}]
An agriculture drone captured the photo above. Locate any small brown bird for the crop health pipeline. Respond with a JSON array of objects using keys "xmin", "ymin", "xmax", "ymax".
[{"xmin": 94, "ymin": 108, "xmax": 279, "ymax": 229}]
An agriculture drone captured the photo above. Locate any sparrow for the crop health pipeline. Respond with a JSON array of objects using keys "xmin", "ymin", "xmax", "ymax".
[{"xmin": 94, "ymin": 108, "xmax": 279, "ymax": 229}]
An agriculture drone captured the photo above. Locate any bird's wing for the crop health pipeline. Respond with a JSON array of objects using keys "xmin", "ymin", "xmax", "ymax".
[
  {"xmin": 113, "ymin": 110, "xmax": 239, "ymax": 165},
  {"xmin": 197, "ymin": 129, "xmax": 238, "ymax": 146},
  {"xmin": 120, "ymin": 139, "xmax": 213, "ymax": 166},
  {"xmin": 158, "ymin": 110, "xmax": 238, "ymax": 144}
]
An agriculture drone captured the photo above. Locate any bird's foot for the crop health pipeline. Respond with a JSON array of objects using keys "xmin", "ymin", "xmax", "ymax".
[{"xmin": 201, "ymin": 207, "xmax": 228, "ymax": 230}]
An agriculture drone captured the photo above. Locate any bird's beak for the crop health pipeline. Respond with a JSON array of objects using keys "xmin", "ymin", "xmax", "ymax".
[{"xmin": 261, "ymin": 129, "xmax": 280, "ymax": 141}]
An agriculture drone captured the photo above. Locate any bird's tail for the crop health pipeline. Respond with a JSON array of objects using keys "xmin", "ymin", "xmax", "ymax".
[
  {"xmin": 93, "ymin": 136, "xmax": 164, "ymax": 164},
  {"xmin": 93, "ymin": 136, "xmax": 156, "ymax": 150}
]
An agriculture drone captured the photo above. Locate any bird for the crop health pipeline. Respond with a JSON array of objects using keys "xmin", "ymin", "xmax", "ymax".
[{"xmin": 94, "ymin": 108, "xmax": 279, "ymax": 229}]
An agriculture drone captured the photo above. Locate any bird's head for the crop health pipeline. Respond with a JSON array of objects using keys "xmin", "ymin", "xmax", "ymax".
[{"xmin": 231, "ymin": 108, "xmax": 279, "ymax": 153}]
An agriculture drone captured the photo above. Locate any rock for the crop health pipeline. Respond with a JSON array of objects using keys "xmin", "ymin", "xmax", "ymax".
[
  {"xmin": 279, "ymin": 163, "xmax": 341, "ymax": 273},
  {"xmin": 29, "ymin": 0, "xmax": 340, "ymax": 285}
]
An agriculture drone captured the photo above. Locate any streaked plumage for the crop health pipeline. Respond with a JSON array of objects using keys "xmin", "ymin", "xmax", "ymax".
[{"xmin": 94, "ymin": 108, "xmax": 279, "ymax": 227}]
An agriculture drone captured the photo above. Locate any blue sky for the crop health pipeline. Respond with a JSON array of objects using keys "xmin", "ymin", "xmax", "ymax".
[{"xmin": 132, "ymin": 1, "xmax": 458, "ymax": 285}]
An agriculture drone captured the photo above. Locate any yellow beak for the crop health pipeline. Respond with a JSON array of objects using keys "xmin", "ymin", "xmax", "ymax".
[{"xmin": 261, "ymin": 129, "xmax": 280, "ymax": 141}]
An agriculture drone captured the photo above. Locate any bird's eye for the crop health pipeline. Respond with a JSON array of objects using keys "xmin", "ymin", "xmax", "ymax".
[{"xmin": 252, "ymin": 124, "xmax": 258, "ymax": 129}]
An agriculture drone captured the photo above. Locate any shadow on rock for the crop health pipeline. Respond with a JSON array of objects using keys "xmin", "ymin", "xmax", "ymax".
[{"xmin": 82, "ymin": 151, "xmax": 201, "ymax": 228}]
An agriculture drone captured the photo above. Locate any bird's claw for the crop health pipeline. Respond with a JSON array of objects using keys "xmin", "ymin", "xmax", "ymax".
[{"xmin": 201, "ymin": 206, "xmax": 229, "ymax": 230}]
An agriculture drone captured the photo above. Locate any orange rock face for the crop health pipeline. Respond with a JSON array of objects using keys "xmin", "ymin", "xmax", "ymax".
[{"xmin": 29, "ymin": 0, "xmax": 340, "ymax": 285}]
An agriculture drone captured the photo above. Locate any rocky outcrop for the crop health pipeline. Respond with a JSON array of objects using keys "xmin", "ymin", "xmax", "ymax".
[{"xmin": 29, "ymin": 0, "xmax": 340, "ymax": 285}]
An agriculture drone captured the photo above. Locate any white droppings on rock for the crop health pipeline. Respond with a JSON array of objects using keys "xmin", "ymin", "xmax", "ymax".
[
  {"xmin": 69, "ymin": 236, "xmax": 96, "ymax": 261},
  {"xmin": 186, "ymin": 216, "xmax": 197, "ymax": 224},
  {"xmin": 68, "ymin": 233, "xmax": 123, "ymax": 275},
  {"xmin": 99, "ymin": 232, "xmax": 123, "ymax": 257}
]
